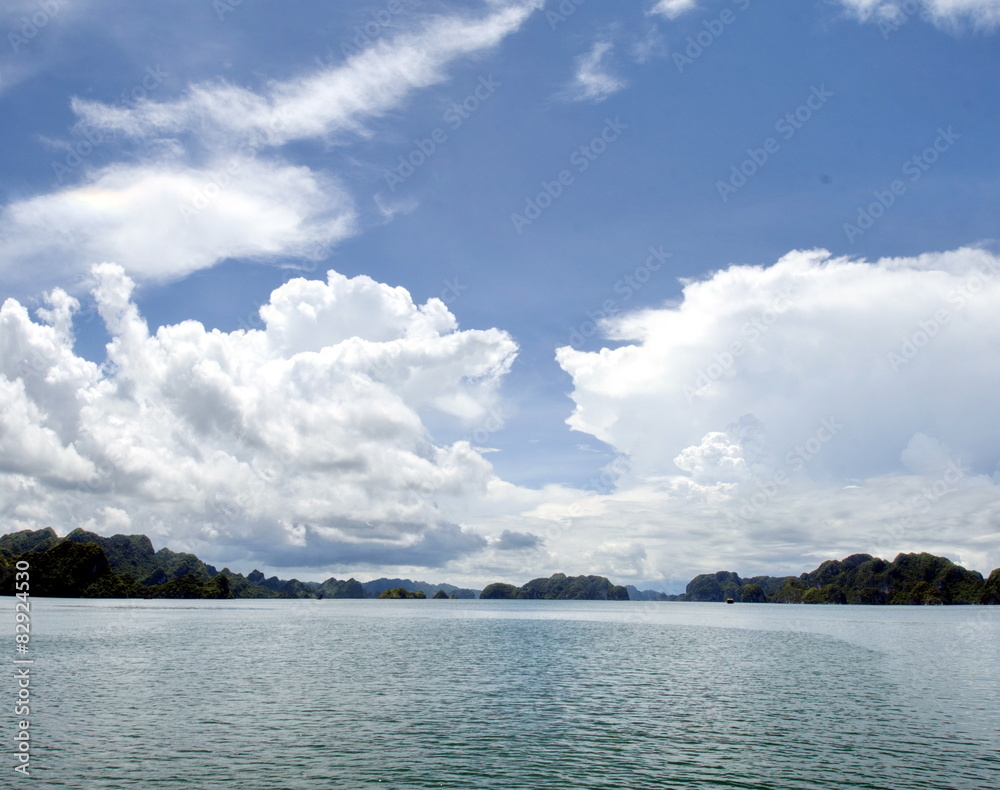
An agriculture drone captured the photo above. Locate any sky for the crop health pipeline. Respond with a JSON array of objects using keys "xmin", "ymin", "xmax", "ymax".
[{"xmin": 1, "ymin": 0, "xmax": 999, "ymax": 592}]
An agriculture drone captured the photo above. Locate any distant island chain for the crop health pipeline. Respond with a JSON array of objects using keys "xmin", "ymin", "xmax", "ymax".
[{"xmin": 1, "ymin": 528, "xmax": 998, "ymax": 605}]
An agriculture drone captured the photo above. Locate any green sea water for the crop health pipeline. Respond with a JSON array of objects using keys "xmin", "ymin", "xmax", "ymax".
[{"xmin": 12, "ymin": 599, "xmax": 999, "ymax": 789}]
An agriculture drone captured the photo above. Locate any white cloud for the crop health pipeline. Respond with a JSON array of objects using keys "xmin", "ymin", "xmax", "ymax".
[
  {"xmin": 649, "ymin": 0, "xmax": 699, "ymax": 20},
  {"xmin": 0, "ymin": 264, "xmax": 517, "ymax": 570},
  {"xmin": 629, "ymin": 24, "xmax": 669, "ymax": 64},
  {"xmin": 673, "ymin": 414, "xmax": 774, "ymax": 485},
  {"xmin": 359, "ymin": 246, "xmax": 1000, "ymax": 587},
  {"xmin": 557, "ymin": 247, "xmax": 1000, "ymax": 482},
  {"xmin": 469, "ymin": 468, "xmax": 1000, "ymax": 590},
  {"xmin": 899, "ymin": 432, "xmax": 961, "ymax": 475},
  {"xmin": 837, "ymin": 0, "xmax": 1000, "ymax": 28},
  {"xmin": 0, "ymin": 159, "xmax": 356, "ymax": 288},
  {"xmin": 6, "ymin": 243, "xmax": 999, "ymax": 587},
  {"xmin": 525, "ymin": 247, "xmax": 1000, "ymax": 585},
  {"xmin": 568, "ymin": 41, "xmax": 626, "ymax": 103},
  {"xmin": 70, "ymin": 1, "xmax": 544, "ymax": 147},
  {"xmin": 0, "ymin": 1, "xmax": 542, "ymax": 287}
]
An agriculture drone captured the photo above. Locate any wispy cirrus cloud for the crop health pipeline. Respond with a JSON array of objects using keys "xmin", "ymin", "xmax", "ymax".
[
  {"xmin": 837, "ymin": 0, "xmax": 1000, "ymax": 28},
  {"xmin": 0, "ymin": 0, "xmax": 111, "ymax": 96},
  {"xmin": 71, "ymin": 1, "xmax": 544, "ymax": 148},
  {"xmin": 649, "ymin": 0, "xmax": 699, "ymax": 20},
  {"xmin": 0, "ymin": 1, "xmax": 544, "ymax": 288},
  {"xmin": 567, "ymin": 40, "xmax": 626, "ymax": 103}
]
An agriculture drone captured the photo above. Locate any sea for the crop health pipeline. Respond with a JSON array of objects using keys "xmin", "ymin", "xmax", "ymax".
[{"xmin": 10, "ymin": 598, "xmax": 999, "ymax": 789}]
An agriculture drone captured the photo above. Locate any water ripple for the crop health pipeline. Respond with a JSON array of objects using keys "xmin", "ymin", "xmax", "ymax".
[{"xmin": 16, "ymin": 600, "xmax": 1000, "ymax": 789}]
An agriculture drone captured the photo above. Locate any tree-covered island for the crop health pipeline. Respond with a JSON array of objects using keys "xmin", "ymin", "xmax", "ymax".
[{"xmin": 1, "ymin": 527, "xmax": 997, "ymax": 604}]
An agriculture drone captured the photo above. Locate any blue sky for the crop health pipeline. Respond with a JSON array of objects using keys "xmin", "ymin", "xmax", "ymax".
[{"xmin": 1, "ymin": 0, "xmax": 999, "ymax": 590}]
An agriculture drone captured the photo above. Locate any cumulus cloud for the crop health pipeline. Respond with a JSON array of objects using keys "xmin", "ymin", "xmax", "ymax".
[
  {"xmin": 568, "ymin": 41, "xmax": 626, "ymax": 103},
  {"xmin": 837, "ymin": 0, "xmax": 1000, "ymax": 28},
  {"xmin": 535, "ymin": 247, "xmax": 1000, "ymax": 584},
  {"xmin": 7, "ymin": 245, "xmax": 999, "ymax": 587},
  {"xmin": 0, "ymin": 264, "xmax": 516, "ymax": 570},
  {"xmin": 557, "ymin": 247, "xmax": 1000, "ymax": 482}
]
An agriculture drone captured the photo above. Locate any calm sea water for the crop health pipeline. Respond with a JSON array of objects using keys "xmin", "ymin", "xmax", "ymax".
[{"xmin": 9, "ymin": 599, "xmax": 999, "ymax": 789}]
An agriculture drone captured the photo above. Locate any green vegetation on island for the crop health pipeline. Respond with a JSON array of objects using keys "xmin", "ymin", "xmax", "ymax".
[
  {"xmin": 316, "ymin": 577, "xmax": 366, "ymax": 599},
  {"xmin": 684, "ymin": 553, "xmax": 997, "ymax": 605},
  {"xmin": 983, "ymin": 568, "xmax": 1000, "ymax": 605},
  {"xmin": 361, "ymin": 577, "xmax": 478, "ymax": 599},
  {"xmin": 479, "ymin": 582, "xmax": 522, "ymax": 599},
  {"xmin": 479, "ymin": 573, "xmax": 629, "ymax": 600},
  {"xmin": 246, "ymin": 570, "xmax": 321, "ymax": 598},
  {"xmin": 0, "ymin": 535, "xmax": 234, "ymax": 599},
  {"xmin": 377, "ymin": 587, "xmax": 426, "ymax": 599},
  {"xmin": 0, "ymin": 528, "xmax": 477, "ymax": 599}
]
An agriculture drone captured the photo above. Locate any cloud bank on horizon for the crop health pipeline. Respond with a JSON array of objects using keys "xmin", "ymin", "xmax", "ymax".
[
  {"xmin": 2, "ymin": 247, "xmax": 998, "ymax": 583},
  {"xmin": 547, "ymin": 247, "xmax": 1000, "ymax": 581},
  {"xmin": 0, "ymin": 0, "xmax": 998, "ymax": 587}
]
